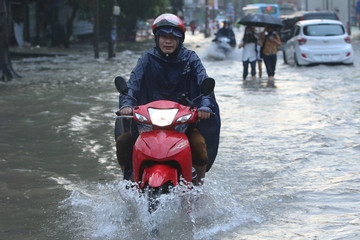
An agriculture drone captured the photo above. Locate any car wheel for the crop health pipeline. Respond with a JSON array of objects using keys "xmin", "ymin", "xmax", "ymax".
[{"xmin": 283, "ymin": 50, "xmax": 288, "ymax": 64}]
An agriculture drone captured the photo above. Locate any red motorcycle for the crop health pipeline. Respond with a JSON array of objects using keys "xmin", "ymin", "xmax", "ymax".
[{"xmin": 114, "ymin": 76, "xmax": 215, "ymax": 212}]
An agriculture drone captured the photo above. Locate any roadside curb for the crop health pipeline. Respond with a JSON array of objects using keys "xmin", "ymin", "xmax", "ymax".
[{"xmin": 9, "ymin": 43, "xmax": 92, "ymax": 58}]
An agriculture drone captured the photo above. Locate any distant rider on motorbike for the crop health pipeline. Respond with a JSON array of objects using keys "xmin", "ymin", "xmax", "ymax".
[
  {"xmin": 213, "ymin": 20, "xmax": 236, "ymax": 48},
  {"xmin": 115, "ymin": 13, "xmax": 221, "ymax": 184}
]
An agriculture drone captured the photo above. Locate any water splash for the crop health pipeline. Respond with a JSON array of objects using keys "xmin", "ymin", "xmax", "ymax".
[{"xmin": 58, "ymin": 178, "xmax": 264, "ymax": 240}]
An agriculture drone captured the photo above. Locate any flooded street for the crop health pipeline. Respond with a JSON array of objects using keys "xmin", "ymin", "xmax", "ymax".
[{"xmin": 1, "ymin": 29, "xmax": 360, "ymax": 239}]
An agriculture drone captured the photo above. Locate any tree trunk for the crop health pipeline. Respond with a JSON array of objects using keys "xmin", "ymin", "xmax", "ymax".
[
  {"xmin": 65, "ymin": 0, "xmax": 79, "ymax": 48},
  {"xmin": 0, "ymin": 0, "xmax": 20, "ymax": 81}
]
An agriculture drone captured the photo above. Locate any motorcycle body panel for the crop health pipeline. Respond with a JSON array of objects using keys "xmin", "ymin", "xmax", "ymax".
[
  {"xmin": 129, "ymin": 100, "xmax": 198, "ymax": 189},
  {"xmin": 133, "ymin": 130, "xmax": 193, "ymax": 186},
  {"xmin": 141, "ymin": 164, "xmax": 178, "ymax": 188}
]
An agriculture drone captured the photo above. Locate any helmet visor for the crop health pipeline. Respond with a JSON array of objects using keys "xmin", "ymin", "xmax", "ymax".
[{"xmin": 157, "ymin": 27, "xmax": 183, "ymax": 38}]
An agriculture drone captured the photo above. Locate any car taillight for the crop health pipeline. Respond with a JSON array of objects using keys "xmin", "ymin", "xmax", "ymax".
[
  {"xmin": 297, "ymin": 38, "xmax": 307, "ymax": 45},
  {"xmin": 346, "ymin": 52, "xmax": 351, "ymax": 57},
  {"xmin": 344, "ymin": 36, "xmax": 351, "ymax": 43},
  {"xmin": 300, "ymin": 16, "xmax": 304, "ymax": 21}
]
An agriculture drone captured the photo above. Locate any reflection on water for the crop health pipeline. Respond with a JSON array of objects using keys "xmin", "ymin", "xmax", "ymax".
[{"xmin": 1, "ymin": 30, "xmax": 360, "ymax": 239}]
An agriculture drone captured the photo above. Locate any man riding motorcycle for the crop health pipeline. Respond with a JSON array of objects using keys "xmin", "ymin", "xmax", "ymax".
[
  {"xmin": 213, "ymin": 20, "xmax": 236, "ymax": 48},
  {"xmin": 115, "ymin": 13, "xmax": 221, "ymax": 184}
]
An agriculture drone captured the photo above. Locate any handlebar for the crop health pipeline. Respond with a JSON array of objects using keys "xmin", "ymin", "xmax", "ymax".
[
  {"xmin": 115, "ymin": 109, "xmax": 215, "ymax": 118},
  {"xmin": 115, "ymin": 110, "xmax": 133, "ymax": 118}
]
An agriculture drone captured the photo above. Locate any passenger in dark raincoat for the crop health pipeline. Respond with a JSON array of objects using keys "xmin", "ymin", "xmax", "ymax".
[
  {"xmin": 115, "ymin": 13, "xmax": 221, "ymax": 183},
  {"xmin": 213, "ymin": 20, "xmax": 236, "ymax": 48}
]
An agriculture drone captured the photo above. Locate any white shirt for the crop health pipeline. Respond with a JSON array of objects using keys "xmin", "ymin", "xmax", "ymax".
[{"xmin": 241, "ymin": 42, "xmax": 257, "ymax": 62}]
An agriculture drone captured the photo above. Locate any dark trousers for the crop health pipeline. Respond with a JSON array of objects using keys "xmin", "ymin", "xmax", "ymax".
[
  {"xmin": 263, "ymin": 54, "xmax": 277, "ymax": 77},
  {"xmin": 242, "ymin": 60, "xmax": 256, "ymax": 79}
]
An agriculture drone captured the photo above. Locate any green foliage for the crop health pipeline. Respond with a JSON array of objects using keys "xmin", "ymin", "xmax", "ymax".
[
  {"xmin": 54, "ymin": 0, "xmax": 172, "ymax": 42},
  {"xmin": 76, "ymin": 0, "xmax": 170, "ymax": 21},
  {"xmin": 76, "ymin": 0, "xmax": 97, "ymax": 20},
  {"xmin": 118, "ymin": 0, "xmax": 170, "ymax": 20}
]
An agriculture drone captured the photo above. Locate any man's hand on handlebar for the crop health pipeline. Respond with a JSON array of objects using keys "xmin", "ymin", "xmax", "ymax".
[
  {"xmin": 197, "ymin": 110, "xmax": 211, "ymax": 120},
  {"xmin": 120, "ymin": 107, "xmax": 132, "ymax": 115}
]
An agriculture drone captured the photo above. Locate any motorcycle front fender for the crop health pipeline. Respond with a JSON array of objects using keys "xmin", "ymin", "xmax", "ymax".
[{"xmin": 141, "ymin": 164, "xmax": 178, "ymax": 189}]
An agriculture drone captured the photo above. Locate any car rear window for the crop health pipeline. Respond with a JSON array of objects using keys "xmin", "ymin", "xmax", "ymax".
[
  {"xmin": 303, "ymin": 24, "xmax": 344, "ymax": 36},
  {"xmin": 303, "ymin": 13, "xmax": 338, "ymax": 20}
]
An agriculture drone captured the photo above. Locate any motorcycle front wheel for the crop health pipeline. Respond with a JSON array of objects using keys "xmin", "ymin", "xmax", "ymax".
[{"xmin": 145, "ymin": 182, "xmax": 172, "ymax": 213}]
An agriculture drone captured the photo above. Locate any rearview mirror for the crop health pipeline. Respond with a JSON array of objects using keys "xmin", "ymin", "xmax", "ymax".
[
  {"xmin": 114, "ymin": 76, "xmax": 128, "ymax": 95},
  {"xmin": 200, "ymin": 78, "xmax": 215, "ymax": 96}
]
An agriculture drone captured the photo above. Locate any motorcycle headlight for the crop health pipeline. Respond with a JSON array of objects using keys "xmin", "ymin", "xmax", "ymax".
[
  {"xmin": 135, "ymin": 113, "xmax": 148, "ymax": 123},
  {"xmin": 176, "ymin": 114, "xmax": 192, "ymax": 123},
  {"xmin": 148, "ymin": 108, "xmax": 178, "ymax": 127}
]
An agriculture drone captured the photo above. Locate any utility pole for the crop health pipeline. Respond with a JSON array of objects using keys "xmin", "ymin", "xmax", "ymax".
[
  {"xmin": 94, "ymin": 0, "xmax": 99, "ymax": 58},
  {"xmin": 108, "ymin": 0, "xmax": 120, "ymax": 58},
  {"xmin": 204, "ymin": 0, "xmax": 210, "ymax": 38}
]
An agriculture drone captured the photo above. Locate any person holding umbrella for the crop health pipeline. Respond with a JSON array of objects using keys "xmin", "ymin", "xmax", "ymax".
[
  {"xmin": 238, "ymin": 26, "xmax": 258, "ymax": 81},
  {"xmin": 259, "ymin": 25, "xmax": 282, "ymax": 85},
  {"xmin": 238, "ymin": 14, "xmax": 283, "ymax": 85}
]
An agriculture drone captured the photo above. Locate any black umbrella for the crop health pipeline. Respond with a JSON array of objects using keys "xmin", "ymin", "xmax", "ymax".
[{"xmin": 238, "ymin": 13, "xmax": 283, "ymax": 28}]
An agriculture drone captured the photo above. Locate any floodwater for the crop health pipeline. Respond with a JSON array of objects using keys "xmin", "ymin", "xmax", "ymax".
[{"xmin": 1, "ymin": 29, "xmax": 360, "ymax": 240}]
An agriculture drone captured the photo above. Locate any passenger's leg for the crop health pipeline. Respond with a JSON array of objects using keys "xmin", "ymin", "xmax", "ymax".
[
  {"xmin": 242, "ymin": 60, "xmax": 249, "ymax": 80},
  {"xmin": 263, "ymin": 55, "xmax": 271, "ymax": 79},
  {"xmin": 267, "ymin": 54, "xmax": 277, "ymax": 81},
  {"xmin": 250, "ymin": 60, "xmax": 256, "ymax": 80},
  {"xmin": 257, "ymin": 60, "xmax": 262, "ymax": 78},
  {"xmin": 189, "ymin": 129, "xmax": 208, "ymax": 185},
  {"xmin": 116, "ymin": 132, "xmax": 132, "ymax": 173}
]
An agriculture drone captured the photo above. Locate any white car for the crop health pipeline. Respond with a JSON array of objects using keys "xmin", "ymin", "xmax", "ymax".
[{"xmin": 283, "ymin": 19, "xmax": 354, "ymax": 66}]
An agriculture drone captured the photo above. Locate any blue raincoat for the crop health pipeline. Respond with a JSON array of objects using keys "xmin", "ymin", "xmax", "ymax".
[{"xmin": 119, "ymin": 45, "xmax": 221, "ymax": 171}]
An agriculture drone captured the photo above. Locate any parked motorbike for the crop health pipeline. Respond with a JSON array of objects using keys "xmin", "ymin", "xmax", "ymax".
[{"xmin": 114, "ymin": 76, "xmax": 215, "ymax": 212}]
